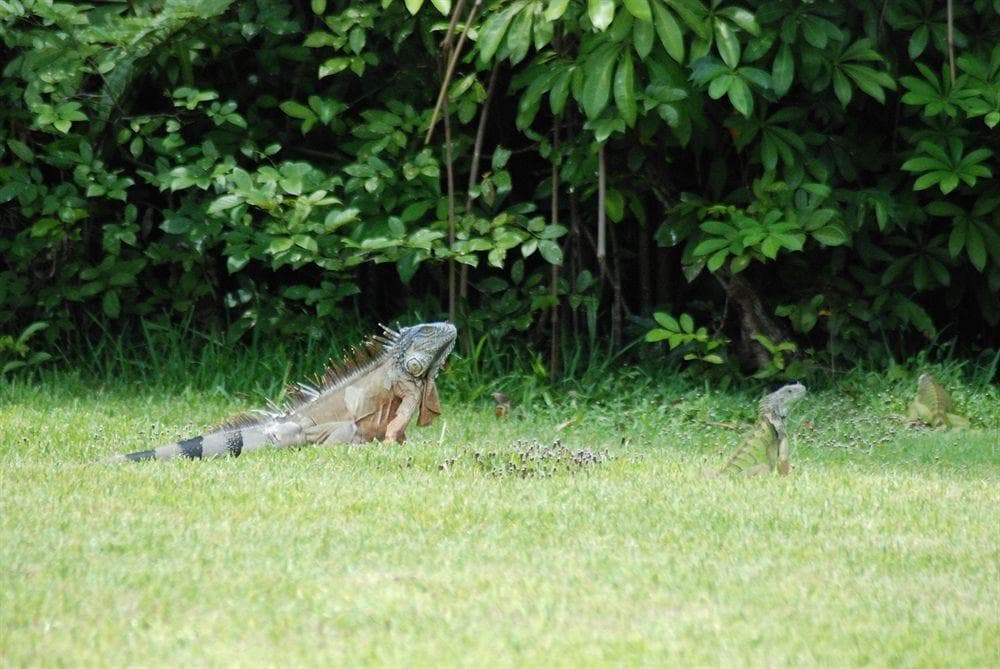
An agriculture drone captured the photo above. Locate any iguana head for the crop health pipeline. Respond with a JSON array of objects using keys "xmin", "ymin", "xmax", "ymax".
[
  {"xmin": 392, "ymin": 321, "xmax": 457, "ymax": 381},
  {"xmin": 759, "ymin": 382, "xmax": 806, "ymax": 420}
]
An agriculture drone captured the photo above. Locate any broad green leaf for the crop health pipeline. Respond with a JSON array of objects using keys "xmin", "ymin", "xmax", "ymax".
[
  {"xmin": 534, "ymin": 14, "xmax": 554, "ymax": 48},
  {"xmin": 404, "ymin": 0, "xmax": 424, "ymax": 14},
  {"xmin": 761, "ymin": 236, "xmax": 781, "ymax": 259},
  {"xmin": 939, "ymin": 173, "xmax": 959, "ymax": 194},
  {"xmin": 727, "ymin": 77, "xmax": 753, "ymax": 116},
  {"xmin": 665, "ymin": 0, "xmax": 710, "ymax": 39},
  {"xmin": 208, "ymin": 195, "xmax": 243, "ymax": 214},
  {"xmin": 430, "ymin": 0, "xmax": 451, "ymax": 14},
  {"xmin": 771, "ymin": 43, "xmax": 793, "ymax": 96},
  {"xmin": 714, "ymin": 19, "xmax": 740, "ymax": 68},
  {"xmin": 901, "ymin": 156, "xmax": 946, "ymax": 172},
  {"xmin": 645, "ymin": 329, "xmax": 672, "ymax": 342},
  {"xmin": 614, "ymin": 50, "xmax": 637, "ymax": 126},
  {"xmin": 654, "ymin": 312, "xmax": 680, "ymax": 330},
  {"xmin": 833, "ymin": 69, "xmax": 852, "ymax": 107},
  {"xmin": 652, "ymin": 3, "xmax": 684, "ymax": 63},
  {"xmin": 812, "ymin": 224, "xmax": 848, "ymax": 246},
  {"xmin": 843, "ymin": 64, "xmax": 888, "ymax": 103},
  {"xmin": 927, "ymin": 201, "xmax": 964, "ymax": 217},
  {"xmin": 396, "ymin": 252, "xmax": 420, "ymax": 284},
  {"xmin": 679, "ymin": 313, "xmax": 694, "ymax": 333},
  {"xmin": 538, "ymin": 239, "xmax": 563, "ymax": 264},
  {"xmin": 913, "ymin": 171, "xmax": 943, "ymax": 191},
  {"xmin": 908, "ymin": 25, "xmax": 929, "ymax": 60},
  {"xmin": 269, "ymin": 237, "xmax": 295, "ymax": 253},
  {"xmin": 581, "ymin": 46, "xmax": 618, "ymax": 119},
  {"xmin": 318, "ymin": 57, "xmax": 350, "ymax": 79},
  {"xmin": 550, "ymin": 69, "xmax": 572, "ymax": 114},
  {"xmin": 478, "ymin": 4, "xmax": 520, "ymax": 63},
  {"xmin": 279, "ymin": 101, "xmax": 316, "ymax": 120},
  {"xmin": 760, "ymin": 137, "xmax": 778, "ymax": 171},
  {"xmin": 948, "ymin": 221, "xmax": 967, "ymax": 258},
  {"xmin": 718, "ymin": 7, "xmax": 759, "ymax": 35},
  {"xmin": 401, "ymin": 201, "xmax": 432, "ymax": 223},
  {"xmin": 700, "ymin": 220, "xmax": 736, "ymax": 236},
  {"xmin": 311, "ymin": 0, "xmax": 326, "ymax": 13},
  {"xmin": 589, "ymin": 0, "xmax": 615, "ymax": 31},
  {"xmin": 966, "ymin": 224, "xmax": 987, "ymax": 270},
  {"xmin": 293, "ymin": 234, "xmax": 318, "ymax": 253},
  {"xmin": 7, "ymin": 139, "xmax": 34, "ymax": 163},
  {"xmin": 545, "ymin": 0, "xmax": 569, "ymax": 21},
  {"xmin": 691, "ymin": 237, "xmax": 730, "ymax": 256},
  {"xmin": 633, "ymin": 19, "xmax": 654, "ymax": 59},
  {"xmin": 506, "ymin": 9, "xmax": 533, "ymax": 64},
  {"xmin": 689, "ymin": 56, "xmax": 728, "ymax": 84},
  {"xmin": 707, "ymin": 248, "xmax": 728, "ymax": 271},
  {"xmin": 623, "ymin": 0, "xmax": 652, "ymax": 22},
  {"xmin": 605, "ymin": 188, "xmax": 625, "ymax": 221},
  {"xmin": 707, "ymin": 73, "xmax": 733, "ymax": 99},
  {"xmin": 102, "ymin": 291, "xmax": 120, "ymax": 319},
  {"xmin": 730, "ymin": 254, "xmax": 751, "ymax": 273},
  {"xmin": 800, "ymin": 15, "xmax": 828, "ymax": 48}
]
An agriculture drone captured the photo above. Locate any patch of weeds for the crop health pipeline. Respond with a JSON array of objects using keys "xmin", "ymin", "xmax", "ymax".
[{"xmin": 440, "ymin": 438, "xmax": 613, "ymax": 478}]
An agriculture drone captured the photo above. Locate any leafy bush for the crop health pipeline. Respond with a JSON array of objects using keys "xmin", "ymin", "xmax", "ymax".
[{"xmin": 0, "ymin": 0, "xmax": 997, "ymax": 373}]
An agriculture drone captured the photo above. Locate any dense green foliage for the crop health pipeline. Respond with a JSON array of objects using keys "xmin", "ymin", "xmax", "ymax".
[{"xmin": 1, "ymin": 0, "xmax": 998, "ymax": 373}]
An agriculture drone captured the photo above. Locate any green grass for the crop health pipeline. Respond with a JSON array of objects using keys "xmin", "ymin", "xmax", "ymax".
[{"xmin": 1, "ymin": 366, "xmax": 998, "ymax": 667}]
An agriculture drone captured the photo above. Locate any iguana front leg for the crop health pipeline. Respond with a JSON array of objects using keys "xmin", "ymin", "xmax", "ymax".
[
  {"xmin": 777, "ymin": 433, "xmax": 790, "ymax": 476},
  {"xmin": 384, "ymin": 393, "xmax": 420, "ymax": 443}
]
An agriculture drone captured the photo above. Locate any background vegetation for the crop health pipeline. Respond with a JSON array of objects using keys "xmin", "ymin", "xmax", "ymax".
[{"xmin": 1, "ymin": 0, "xmax": 998, "ymax": 379}]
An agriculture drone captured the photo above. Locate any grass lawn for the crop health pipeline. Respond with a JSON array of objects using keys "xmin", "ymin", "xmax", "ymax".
[{"xmin": 1, "ymin": 368, "xmax": 998, "ymax": 667}]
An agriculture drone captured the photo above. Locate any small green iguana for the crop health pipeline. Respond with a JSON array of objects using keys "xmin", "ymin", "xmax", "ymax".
[
  {"xmin": 704, "ymin": 382, "xmax": 807, "ymax": 477},
  {"xmin": 907, "ymin": 372, "xmax": 970, "ymax": 428},
  {"xmin": 104, "ymin": 322, "xmax": 456, "ymax": 462}
]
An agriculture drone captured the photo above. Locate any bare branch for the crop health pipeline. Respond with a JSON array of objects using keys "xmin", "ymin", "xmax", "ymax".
[{"xmin": 424, "ymin": 0, "xmax": 483, "ymax": 145}]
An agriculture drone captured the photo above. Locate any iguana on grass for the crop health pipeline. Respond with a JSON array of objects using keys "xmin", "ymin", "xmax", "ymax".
[
  {"xmin": 704, "ymin": 383, "xmax": 806, "ymax": 477},
  {"xmin": 907, "ymin": 372, "xmax": 970, "ymax": 428},
  {"xmin": 104, "ymin": 322, "xmax": 457, "ymax": 462}
]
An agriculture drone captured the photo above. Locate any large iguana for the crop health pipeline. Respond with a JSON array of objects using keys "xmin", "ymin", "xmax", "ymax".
[
  {"xmin": 907, "ymin": 372, "xmax": 970, "ymax": 428},
  {"xmin": 104, "ymin": 322, "xmax": 457, "ymax": 462},
  {"xmin": 704, "ymin": 383, "xmax": 806, "ymax": 477}
]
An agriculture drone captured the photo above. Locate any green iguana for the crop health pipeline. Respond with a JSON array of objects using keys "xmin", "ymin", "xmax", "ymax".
[
  {"xmin": 907, "ymin": 372, "xmax": 970, "ymax": 428},
  {"xmin": 704, "ymin": 383, "xmax": 806, "ymax": 477},
  {"xmin": 104, "ymin": 322, "xmax": 457, "ymax": 462}
]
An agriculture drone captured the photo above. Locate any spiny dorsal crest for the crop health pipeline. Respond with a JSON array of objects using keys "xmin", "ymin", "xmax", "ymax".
[{"xmin": 284, "ymin": 325, "xmax": 403, "ymax": 406}]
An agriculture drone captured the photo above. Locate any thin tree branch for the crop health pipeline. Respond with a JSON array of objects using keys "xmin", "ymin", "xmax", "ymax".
[
  {"xmin": 460, "ymin": 63, "xmax": 500, "ymax": 305},
  {"xmin": 549, "ymin": 114, "xmax": 561, "ymax": 381},
  {"xmin": 424, "ymin": 0, "xmax": 483, "ymax": 145},
  {"xmin": 465, "ymin": 64, "xmax": 499, "ymax": 209},
  {"xmin": 445, "ymin": 95, "xmax": 457, "ymax": 322},
  {"xmin": 596, "ymin": 145, "xmax": 606, "ymax": 263},
  {"xmin": 439, "ymin": 0, "xmax": 467, "ymax": 48},
  {"xmin": 946, "ymin": 0, "xmax": 956, "ymax": 85}
]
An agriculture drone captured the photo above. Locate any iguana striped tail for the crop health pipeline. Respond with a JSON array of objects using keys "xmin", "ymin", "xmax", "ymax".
[{"xmin": 103, "ymin": 414, "xmax": 354, "ymax": 462}]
